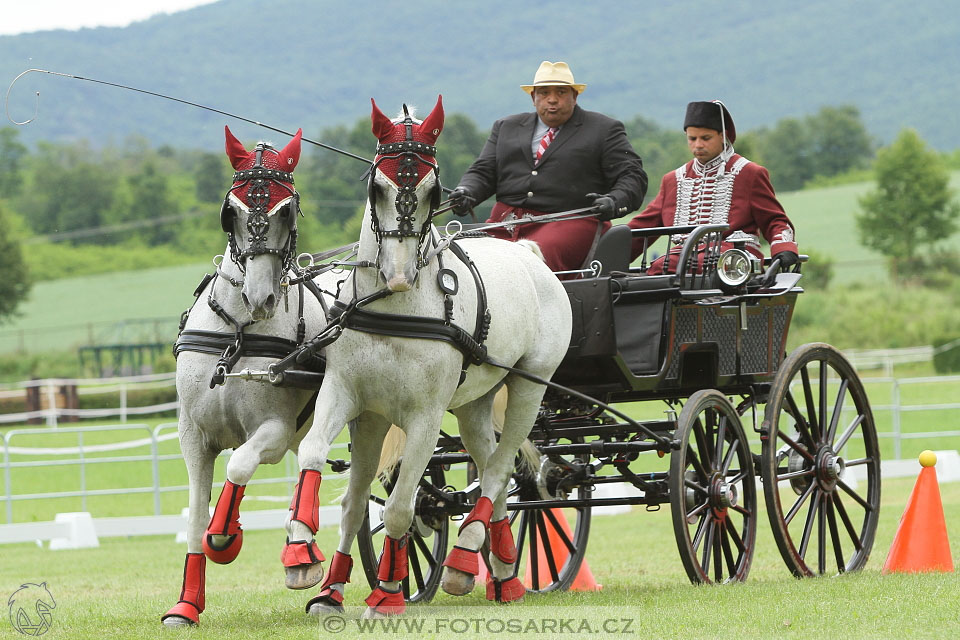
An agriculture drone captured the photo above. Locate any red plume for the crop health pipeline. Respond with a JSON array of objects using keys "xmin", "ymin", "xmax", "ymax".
[
  {"xmin": 370, "ymin": 98, "xmax": 395, "ymax": 141},
  {"xmin": 278, "ymin": 128, "xmax": 303, "ymax": 171},
  {"xmin": 419, "ymin": 95, "xmax": 444, "ymax": 144},
  {"xmin": 224, "ymin": 126, "xmax": 249, "ymax": 170}
]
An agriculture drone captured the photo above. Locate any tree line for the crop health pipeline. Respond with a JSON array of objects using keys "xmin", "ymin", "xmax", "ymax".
[{"xmin": 0, "ymin": 104, "xmax": 957, "ymax": 322}]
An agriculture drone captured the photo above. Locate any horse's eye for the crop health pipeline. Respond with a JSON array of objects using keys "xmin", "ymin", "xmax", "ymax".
[{"xmin": 277, "ymin": 203, "xmax": 290, "ymax": 219}]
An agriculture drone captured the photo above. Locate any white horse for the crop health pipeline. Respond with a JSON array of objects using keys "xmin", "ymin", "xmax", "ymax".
[
  {"xmin": 162, "ymin": 127, "xmax": 338, "ymax": 627},
  {"xmin": 284, "ymin": 97, "xmax": 572, "ymax": 616}
]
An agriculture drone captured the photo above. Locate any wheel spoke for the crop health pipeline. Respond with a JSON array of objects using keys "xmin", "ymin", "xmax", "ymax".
[
  {"xmin": 826, "ymin": 494, "xmax": 846, "ymax": 573},
  {"xmin": 686, "ymin": 446, "xmax": 710, "ymax": 484},
  {"xmin": 715, "ymin": 413, "xmax": 727, "ymax": 467},
  {"xmin": 785, "ymin": 481, "xmax": 816, "ymax": 526},
  {"xmin": 826, "ymin": 379, "xmax": 849, "ymax": 445},
  {"xmin": 777, "ymin": 468, "xmax": 816, "ymax": 482},
  {"xmin": 730, "ymin": 503, "xmax": 753, "ymax": 517},
  {"xmin": 800, "ymin": 364, "xmax": 821, "ymax": 443},
  {"xmin": 777, "ymin": 429, "xmax": 815, "ymax": 462},
  {"xmin": 832, "ymin": 492, "xmax": 864, "ymax": 551},
  {"xmin": 413, "ymin": 530, "xmax": 438, "ymax": 570},
  {"xmin": 721, "ymin": 520, "xmax": 739, "ymax": 579},
  {"xmin": 684, "ymin": 477, "xmax": 708, "ymax": 493},
  {"xmin": 835, "ymin": 414, "xmax": 866, "ymax": 451},
  {"xmin": 798, "ymin": 489, "xmax": 822, "ymax": 560},
  {"xmin": 686, "ymin": 499, "xmax": 711, "ymax": 522},
  {"xmin": 700, "ymin": 517, "xmax": 715, "ymax": 574},
  {"xmin": 837, "ymin": 479, "xmax": 873, "ymax": 511},
  {"xmin": 720, "ymin": 438, "xmax": 739, "ymax": 474},
  {"xmin": 713, "ymin": 518, "xmax": 724, "ymax": 581},
  {"xmin": 819, "ymin": 360, "xmax": 829, "ymax": 446},
  {"xmin": 370, "ymin": 521, "xmax": 385, "ymax": 536},
  {"xmin": 543, "ymin": 508, "xmax": 577, "ymax": 555},
  {"xmin": 705, "ymin": 410, "xmax": 718, "ymax": 465},
  {"xmin": 817, "ymin": 495, "xmax": 826, "ymax": 574},
  {"xmin": 726, "ymin": 517, "xmax": 746, "ymax": 553},
  {"xmin": 785, "ymin": 390, "xmax": 817, "ymax": 450},
  {"xmin": 514, "ymin": 511, "xmax": 529, "ymax": 574},
  {"xmin": 691, "ymin": 512, "xmax": 709, "ymax": 552},
  {"xmin": 693, "ymin": 419, "xmax": 714, "ymax": 470},
  {"xmin": 408, "ymin": 539, "xmax": 425, "ymax": 592},
  {"xmin": 527, "ymin": 511, "xmax": 540, "ymax": 590},
  {"xmin": 535, "ymin": 511, "xmax": 561, "ymax": 584}
]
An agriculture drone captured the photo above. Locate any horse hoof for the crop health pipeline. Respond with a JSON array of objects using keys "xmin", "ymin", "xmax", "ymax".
[
  {"xmin": 362, "ymin": 607, "xmax": 388, "ymax": 620},
  {"xmin": 285, "ymin": 562, "xmax": 324, "ymax": 590},
  {"xmin": 440, "ymin": 567, "xmax": 476, "ymax": 596},
  {"xmin": 308, "ymin": 601, "xmax": 344, "ymax": 616},
  {"xmin": 203, "ymin": 532, "xmax": 242, "ymax": 564},
  {"xmin": 161, "ymin": 615, "xmax": 195, "ymax": 628}
]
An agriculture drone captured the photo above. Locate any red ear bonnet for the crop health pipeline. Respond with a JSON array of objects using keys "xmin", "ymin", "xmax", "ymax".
[
  {"xmin": 369, "ymin": 96, "xmax": 443, "ymax": 182},
  {"xmin": 223, "ymin": 126, "xmax": 300, "ymax": 209}
]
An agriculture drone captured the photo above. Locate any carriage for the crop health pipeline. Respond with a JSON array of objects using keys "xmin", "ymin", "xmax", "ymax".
[
  {"xmin": 164, "ymin": 111, "xmax": 881, "ymax": 624},
  {"xmin": 350, "ymin": 220, "xmax": 881, "ymax": 600}
]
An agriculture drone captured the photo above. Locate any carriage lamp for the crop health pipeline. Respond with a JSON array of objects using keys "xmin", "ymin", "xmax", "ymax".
[{"xmin": 716, "ymin": 248, "xmax": 761, "ymax": 289}]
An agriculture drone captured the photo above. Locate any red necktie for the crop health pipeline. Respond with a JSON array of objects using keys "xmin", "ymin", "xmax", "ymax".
[{"xmin": 535, "ymin": 127, "xmax": 557, "ymax": 164}]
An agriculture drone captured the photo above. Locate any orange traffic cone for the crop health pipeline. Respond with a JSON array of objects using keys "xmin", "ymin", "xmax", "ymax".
[
  {"xmin": 882, "ymin": 450, "xmax": 954, "ymax": 573},
  {"xmin": 522, "ymin": 508, "xmax": 601, "ymax": 591}
]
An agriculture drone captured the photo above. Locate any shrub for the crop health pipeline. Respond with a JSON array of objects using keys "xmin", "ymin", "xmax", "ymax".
[{"xmin": 933, "ymin": 335, "xmax": 960, "ymax": 374}]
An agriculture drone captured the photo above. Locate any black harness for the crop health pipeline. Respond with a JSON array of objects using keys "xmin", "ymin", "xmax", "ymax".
[
  {"xmin": 333, "ymin": 238, "xmax": 491, "ymax": 385},
  {"xmin": 367, "ymin": 106, "xmax": 442, "ymax": 269}
]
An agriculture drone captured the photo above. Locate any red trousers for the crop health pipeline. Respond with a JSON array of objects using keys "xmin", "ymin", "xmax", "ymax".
[{"xmin": 486, "ymin": 203, "xmax": 608, "ymax": 277}]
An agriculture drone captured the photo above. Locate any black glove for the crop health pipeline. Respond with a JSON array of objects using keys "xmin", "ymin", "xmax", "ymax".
[
  {"xmin": 773, "ymin": 250, "xmax": 800, "ymax": 270},
  {"xmin": 586, "ymin": 192, "xmax": 620, "ymax": 221},
  {"xmin": 449, "ymin": 187, "xmax": 476, "ymax": 217}
]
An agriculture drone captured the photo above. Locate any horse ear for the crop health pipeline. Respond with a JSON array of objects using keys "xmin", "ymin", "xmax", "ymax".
[
  {"xmin": 224, "ymin": 126, "xmax": 249, "ymax": 170},
  {"xmin": 419, "ymin": 95, "xmax": 444, "ymax": 144},
  {"xmin": 279, "ymin": 128, "xmax": 303, "ymax": 171},
  {"xmin": 370, "ymin": 98, "xmax": 395, "ymax": 141}
]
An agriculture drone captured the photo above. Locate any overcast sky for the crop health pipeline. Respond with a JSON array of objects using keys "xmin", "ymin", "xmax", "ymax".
[{"xmin": 0, "ymin": 1, "xmax": 219, "ymax": 36}]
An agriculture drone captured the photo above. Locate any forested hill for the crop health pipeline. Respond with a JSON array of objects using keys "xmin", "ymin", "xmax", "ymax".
[{"xmin": 1, "ymin": 0, "xmax": 957, "ymax": 151}]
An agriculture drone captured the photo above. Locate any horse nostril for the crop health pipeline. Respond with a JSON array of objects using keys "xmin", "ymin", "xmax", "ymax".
[
  {"xmin": 241, "ymin": 292, "xmax": 251, "ymax": 309},
  {"xmin": 264, "ymin": 294, "xmax": 276, "ymax": 310}
]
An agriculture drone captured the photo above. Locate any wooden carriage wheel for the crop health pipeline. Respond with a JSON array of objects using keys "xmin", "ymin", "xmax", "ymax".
[
  {"xmin": 669, "ymin": 389, "xmax": 758, "ymax": 583},
  {"xmin": 760, "ymin": 343, "xmax": 881, "ymax": 576}
]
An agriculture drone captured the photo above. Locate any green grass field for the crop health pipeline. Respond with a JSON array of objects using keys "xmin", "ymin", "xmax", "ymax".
[{"xmin": 0, "ymin": 474, "xmax": 957, "ymax": 639}]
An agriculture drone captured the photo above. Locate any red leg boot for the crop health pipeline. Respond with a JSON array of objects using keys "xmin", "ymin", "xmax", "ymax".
[
  {"xmin": 364, "ymin": 535, "xmax": 408, "ymax": 616},
  {"xmin": 306, "ymin": 551, "xmax": 353, "ymax": 614},
  {"xmin": 441, "ymin": 496, "xmax": 493, "ymax": 595},
  {"xmin": 161, "ymin": 553, "xmax": 205, "ymax": 626},
  {"xmin": 282, "ymin": 469, "xmax": 325, "ymax": 589},
  {"xmin": 486, "ymin": 517, "xmax": 525, "ymax": 603},
  {"xmin": 203, "ymin": 480, "xmax": 245, "ymax": 564}
]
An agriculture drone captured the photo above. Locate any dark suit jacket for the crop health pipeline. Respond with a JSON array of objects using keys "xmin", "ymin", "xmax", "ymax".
[{"xmin": 457, "ymin": 105, "xmax": 647, "ymax": 216}]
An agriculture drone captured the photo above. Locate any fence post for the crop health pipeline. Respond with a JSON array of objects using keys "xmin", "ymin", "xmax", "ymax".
[
  {"xmin": 3, "ymin": 432, "xmax": 12, "ymax": 524},
  {"xmin": 891, "ymin": 379, "xmax": 902, "ymax": 460},
  {"xmin": 120, "ymin": 382, "xmax": 128, "ymax": 423},
  {"xmin": 45, "ymin": 383, "xmax": 58, "ymax": 428},
  {"xmin": 151, "ymin": 426, "xmax": 161, "ymax": 516},
  {"xmin": 78, "ymin": 430, "xmax": 87, "ymax": 513}
]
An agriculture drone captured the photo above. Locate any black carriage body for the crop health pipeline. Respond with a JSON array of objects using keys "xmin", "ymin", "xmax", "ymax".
[{"xmin": 556, "ymin": 273, "xmax": 797, "ymax": 401}]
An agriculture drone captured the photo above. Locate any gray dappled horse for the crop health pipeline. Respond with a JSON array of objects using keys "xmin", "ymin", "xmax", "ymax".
[
  {"xmin": 162, "ymin": 127, "xmax": 335, "ymax": 626},
  {"xmin": 284, "ymin": 98, "xmax": 572, "ymax": 617}
]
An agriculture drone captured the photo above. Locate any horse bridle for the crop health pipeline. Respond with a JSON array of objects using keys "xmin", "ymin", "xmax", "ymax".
[
  {"xmin": 221, "ymin": 142, "xmax": 301, "ymax": 274},
  {"xmin": 367, "ymin": 107, "xmax": 442, "ymax": 269}
]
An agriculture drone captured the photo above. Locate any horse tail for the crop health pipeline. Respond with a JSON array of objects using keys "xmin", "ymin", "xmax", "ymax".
[
  {"xmin": 492, "ymin": 387, "xmax": 540, "ymax": 476},
  {"xmin": 376, "ymin": 425, "xmax": 406, "ymax": 480},
  {"xmin": 516, "ymin": 239, "xmax": 545, "ymax": 263}
]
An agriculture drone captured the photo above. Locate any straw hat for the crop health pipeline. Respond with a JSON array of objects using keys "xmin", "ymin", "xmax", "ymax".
[{"xmin": 521, "ymin": 61, "xmax": 586, "ymax": 94}]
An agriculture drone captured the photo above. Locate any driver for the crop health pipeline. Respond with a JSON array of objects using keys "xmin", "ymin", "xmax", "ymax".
[
  {"xmin": 450, "ymin": 61, "xmax": 647, "ymax": 276},
  {"xmin": 627, "ymin": 101, "xmax": 799, "ymax": 274}
]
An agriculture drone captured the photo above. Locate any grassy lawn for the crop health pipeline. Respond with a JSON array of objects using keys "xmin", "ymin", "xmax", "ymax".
[{"xmin": 0, "ymin": 475, "xmax": 957, "ymax": 639}]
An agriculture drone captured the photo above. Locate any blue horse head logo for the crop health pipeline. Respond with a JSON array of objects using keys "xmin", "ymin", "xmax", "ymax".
[{"xmin": 7, "ymin": 583, "xmax": 56, "ymax": 636}]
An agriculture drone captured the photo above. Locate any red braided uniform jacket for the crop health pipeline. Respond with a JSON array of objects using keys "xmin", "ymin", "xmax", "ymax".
[{"xmin": 627, "ymin": 154, "xmax": 797, "ymax": 272}]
